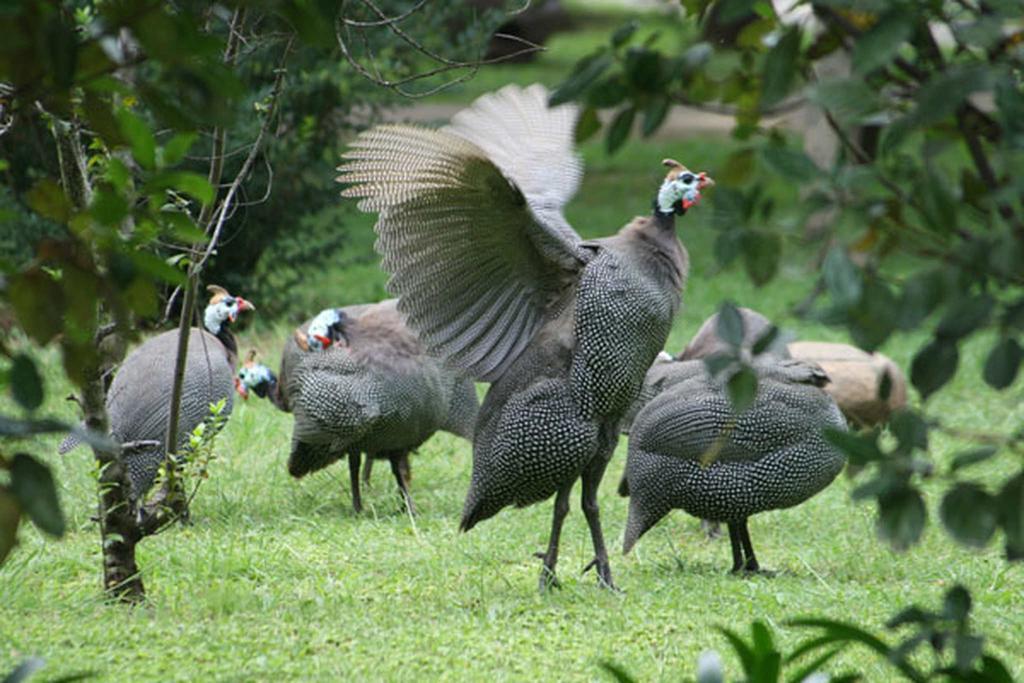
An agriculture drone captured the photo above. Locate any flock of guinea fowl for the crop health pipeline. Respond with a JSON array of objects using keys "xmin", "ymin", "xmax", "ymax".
[{"xmin": 72, "ymin": 84, "xmax": 856, "ymax": 592}]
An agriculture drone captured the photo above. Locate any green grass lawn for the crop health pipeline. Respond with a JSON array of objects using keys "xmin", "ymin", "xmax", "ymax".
[
  {"xmin": 3, "ymin": 129, "xmax": 1023, "ymax": 679},
  {"xmin": 3, "ymin": 5, "xmax": 1024, "ymax": 682}
]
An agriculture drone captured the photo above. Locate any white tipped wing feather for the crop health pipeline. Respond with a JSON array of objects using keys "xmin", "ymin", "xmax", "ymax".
[{"xmin": 337, "ymin": 84, "xmax": 587, "ymax": 381}]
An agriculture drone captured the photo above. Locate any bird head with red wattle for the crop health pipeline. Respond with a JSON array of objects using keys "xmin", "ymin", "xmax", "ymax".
[
  {"xmin": 204, "ymin": 285, "xmax": 256, "ymax": 336},
  {"xmin": 657, "ymin": 159, "xmax": 714, "ymax": 216},
  {"xmin": 235, "ymin": 349, "xmax": 277, "ymax": 400},
  {"xmin": 295, "ymin": 307, "xmax": 348, "ymax": 352}
]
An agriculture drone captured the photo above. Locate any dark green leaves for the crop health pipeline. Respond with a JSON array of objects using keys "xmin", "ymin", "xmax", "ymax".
[
  {"xmin": 606, "ymin": 106, "xmax": 636, "ymax": 154},
  {"xmin": 910, "ymin": 339, "xmax": 958, "ymax": 400},
  {"xmin": 641, "ymin": 97, "xmax": 670, "ymax": 137},
  {"xmin": 740, "ymin": 230, "xmax": 780, "ymax": 286},
  {"xmin": 983, "ymin": 337, "xmax": 1021, "ymax": 390},
  {"xmin": 808, "ymin": 78, "xmax": 880, "ymax": 124},
  {"xmin": 9, "ymin": 453, "xmax": 65, "ymax": 537},
  {"xmin": 759, "ymin": 144, "xmax": 817, "ymax": 182},
  {"xmin": 761, "ymin": 28, "xmax": 800, "ymax": 106},
  {"xmin": 824, "ymin": 428, "xmax": 883, "ymax": 466},
  {"xmin": 550, "ymin": 52, "xmax": 613, "ymax": 107},
  {"xmin": 575, "ymin": 107, "xmax": 601, "ymax": 143},
  {"xmin": 716, "ymin": 301, "xmax": 744, "ymax": 347},
  {"xmin": 116, "ymin": 108, "xmax": 157, "ymax": 171},
  {"xmin": 877, "ymin": 486, "xmax": 926, "ymax": 550},
  {"xmin": 940, "ymin": 483, "xmax": 998, "ymax": 548},
  {"xmin": 9, "ymin": 354, "xmax": 43, "ymax": 411},
  {"xmin": 997, "ymin": 474, "xmax": 1024, "ymax": 560},
  {"xmin": 727, "ymin": 364, "xmax": 758, "ymax": 412},
  {"xmin": 823, "ymin": 247, "xmax": 863, "ymax": 309},
  {"xmin": 851, "ymin": 12, "xmax": 912, "ymax": 75}
]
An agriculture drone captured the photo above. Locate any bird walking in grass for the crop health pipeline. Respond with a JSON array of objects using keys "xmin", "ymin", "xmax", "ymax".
[
  {"xmin": 237, "ymin": 299, "xmax": 478, "ymax": 514},
  {"xmin": 621, "ymin": 356, "xmax": 846, "ymax": 574},
  {"xmin": 60, "ymin": 285, "xmax": 255, "ymax": 510},
  {"xmin": 336, "ymin": 84, "xmax": 713, "ymax": 590}
]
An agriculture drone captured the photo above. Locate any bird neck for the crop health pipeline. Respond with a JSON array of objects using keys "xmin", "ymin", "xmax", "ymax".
[
  {"xmin": 216, "ymin": 326, "xmax": 238, "ymax": 364},
  {"xmin": 651, "ymin": 198, "xmax": 680, "ymax": 230}
]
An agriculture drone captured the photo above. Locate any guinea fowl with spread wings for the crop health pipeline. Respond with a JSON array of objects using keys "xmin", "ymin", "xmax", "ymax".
[{"xmin": 337, "ymin": 84, "xmax": 713, "ymax": 590}]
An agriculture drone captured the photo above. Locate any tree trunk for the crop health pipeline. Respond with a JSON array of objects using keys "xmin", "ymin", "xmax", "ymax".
[{"xmin": 53, "ymin": 120, "xmax": 145, "ymax": 602}]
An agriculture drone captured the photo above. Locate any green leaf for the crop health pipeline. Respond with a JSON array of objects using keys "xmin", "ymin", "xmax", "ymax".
[
  {"xmin": 9, "ymin": 453, "xmax": 65, "ymax": 537},
  {"xmin": 718, "ymin": 627, "xmax": 756, "ymax": 675},
  {"xmin": 936, "ymin": 294, "xmax": 993, "ymax": 340},
  {"xmin": 2, "ymin": 657, "xmax": 46, "ymax": 683},
  {"xmin": 740, "ymin": 230, "xmax": 780, "ymax": 286},
  {"xmin": 7, "ymin": 270, "xmax": 64, "ymax": 345},
  {"xmin": 824, "ymin": 428, "xmax": 883, "ymax": 465},
  {"xmin": 941, "ymin": 484, "xmax": 998, "ymax": 548},
  {"xmin": 716, "ymin": 301, "xmax": 744, "ymax": 347},
  {"xmin": 116, "ymin": 108, "xmax": 157, "ymax": 170},
  {"xmin": 587, "ymin": 76, "xmax": 629, "ymax": 108},
  {"xmin": 161, "ymin": 132, "xmax": 197, "ymax": 167},
  {"xmin": 641, "ymin": 97, "xmax": 670, "ymax": 137},
  {"xmin": 25, "ymin": 179, "xmax": 72, "ymax": 224},
  {"xmin": 877, "ymin": 487, "xmax": 926, "ymax": 551},
  {"xmin": 910, "ymin": 339, "xmax": 958, "ymax": 400},
  {"xmin": 996, "ymin": 473, "xmax": 1024, "ymax": 561},
  {"xmin": 9, "ymin": 354, "xmax": 43, "ymax": 412},
  {"xmin": 762, "ymin": 28, "xmax": 801, "ymax": 106},
  {"xmin": 950, "ymin": 446, "xmax": 997, "ymax": 472},
  {"xmin": 823, "ymin": 247, "xmax": 862, "ymax": 308},
  {"xmin": 727, "ymin": 364, "xmax": 758, "ymax": 412},
  {"xmin": 598, "ymin": 661, "xmax": 637, "ymax": 683},
  {"xmin": 44, "ymin": 15, "xmax": 78, "ymax": 89},
  {"xmin": 983, "ymin": 337, "xmax": 1021, "ymax": 390},
  {"xmin": 611, "ymin": 21, "xmax": 639, "ymax": 48},
  {"xmin": 623, "ymin": 47, "xmax": 662, "ymax": 91},
  {"xmin": 752, "ymin": 325, "xmax": 779, "ymax": 356},
  {"xmin": 90, "ymin": 187, "xmax": 130, "ymax": 226},
  {"xmin": 808, "ymin": 79, "xmax": 880, "ymax": 124},
  {"xmin": 889, "ymin": 410, "xmax": 927, "ymax": 454},
  {"xmin": 911, "ymin": 65, "xmax": 992, "ymax": 128},
  {"xmin": 851, "ymin": 12, "xmax": 912, "ymax": 75},
  {"xmin": 143, "ymin": 171, "xmax": 214, "ymax": 206},
  {"xmin": 606, "ymin": 106, "xmax": 636, "ymax": 154},
  {"xmin": 0, "ymin": 488, "xmax": 21, "ymax": 567},
  {"xmin": 550, "ymin": 52, "xmax": 613, "ymax": 106},
  {"xmin": 760, "ymin": 145, "xmax": 817, "ymax": 182},
  {"xmin": 575, "ymin": 107, "xmax": 601, "ymax": 143}
]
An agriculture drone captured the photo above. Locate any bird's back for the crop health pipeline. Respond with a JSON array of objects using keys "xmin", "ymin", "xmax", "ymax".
[{"xmin": 106, "ymin": 327, "xmax": 235, "ymax": 497}]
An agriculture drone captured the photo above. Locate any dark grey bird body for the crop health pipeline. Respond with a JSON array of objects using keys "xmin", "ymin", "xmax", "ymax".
[
  {"xmin": 622, "ymin": 357, "xmax": 846, "ymax": 572},
  {"xmin": 105, "ymin": 328, "xmax": 236, "ymax": 500},
  {"xmin": 60, "ymin": 285, "xmax": 252, "ymax": 506},
  {"xmin": 337, "ymin": 84, "xmax": 709, "ymax": 589},
  {"xmin": 247, "ymin": 299, "xmax": 477, "ymax": 513}
]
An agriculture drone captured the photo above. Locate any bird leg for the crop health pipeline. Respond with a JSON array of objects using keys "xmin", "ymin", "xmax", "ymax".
[
  {"xmin": 728, "ymin": 519, "xmax": 769, "ymax": 575},
  {"xmin": 701, "ymin": 519, "xmax": 722, "ymax": 539},
  {"xmin": 348, "ymin": 452, "xmax": 363, "ymax": 514},
  {"xmin": 738, "ymin": 519, "xmax": 763, "ymax": 574},
  {"xmin": 389, "ymin": 452, "xmax": 416, "ymax": 516},
  {"xmin": 727, "ymin": 522, "xmax": 745, "ymax": 573},
  {"xmin": 580, "ymin": 455, "xmax": 618, "ymax": 591},
  {"xmin": 361, "ymin": 456, "xmax": 374, "ymax": 486},
  {"xmin": 535, "ymin": 484, "xmax": 572, "ymax": 592}
]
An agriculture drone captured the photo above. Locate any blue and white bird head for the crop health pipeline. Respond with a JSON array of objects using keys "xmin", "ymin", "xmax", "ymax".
[
  {"xmin": 204, "ymin": 285, "xmax": 255, "ymax": 335},
  {"xmin": 300, "ymin": 308, "xmax": 348, "ymax": 351},
  {"xmin": 236, "ymin": 351, "xmax": 277, "ymax": 400},
  {"xmin": 657, "ymin": 159, "xmax": 714, "ymax": 216}
]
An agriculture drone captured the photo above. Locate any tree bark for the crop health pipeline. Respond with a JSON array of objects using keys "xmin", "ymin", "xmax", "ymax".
[{"xmin": 53, "ymin": 120, "xmax": 144, "ymax": 602}]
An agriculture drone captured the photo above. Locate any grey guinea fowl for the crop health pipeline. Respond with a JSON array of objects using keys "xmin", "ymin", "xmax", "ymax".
[
  {"xmin": 336, "ymin": 83, "xmax": 713, "ymax": 590},
  {"xmin": 60, "ymin": 285, "xmax": 254, "ymax": 506},
  {"xmin": 236, "ymin": 299, "xmax": 478, "ymax": 514},
  {"xmin": 622, "ymin": 357, "xmax": 847, "ymax": 573}
]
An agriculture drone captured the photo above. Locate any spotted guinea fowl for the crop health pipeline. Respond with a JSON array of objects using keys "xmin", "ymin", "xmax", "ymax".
[
  {"xmin": 337, "ymin": 83, "xmax": 713, "ymax": 590},
  {"xmin": 237, "ymin": 299, "xmax": 479, "ymax": 514},
  {"xmin": 60, "ymin": 285, "xmax": 254, "ymax": 506},
  {"xmin": 621, "ymin": 356, "xmax": 846, "ymax": 573}
]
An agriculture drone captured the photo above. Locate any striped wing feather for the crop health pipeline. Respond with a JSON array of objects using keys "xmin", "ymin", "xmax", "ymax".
[{"xmin": 337, "ymin": 85, "xmax": 586, "ymax": 381}]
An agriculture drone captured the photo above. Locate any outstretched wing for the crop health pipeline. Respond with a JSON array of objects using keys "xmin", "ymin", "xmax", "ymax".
[{"xmin": 337, "ymin": 84, "xmax": 587, "ymax": 381}]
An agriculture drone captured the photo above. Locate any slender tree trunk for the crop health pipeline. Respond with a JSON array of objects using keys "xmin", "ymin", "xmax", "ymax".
[{"xmin": 54, "ymin": 120, "xmax": 144, "ymax": 601}]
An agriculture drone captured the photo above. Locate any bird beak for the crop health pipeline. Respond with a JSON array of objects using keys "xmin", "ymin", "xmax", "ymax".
[
  {"xmin": 234, "ymin": 376, "xmax": 249, "ymax": 400},
  {"xmin": 314, "ymin": 334, "xmax": 333, "ymax": 349},
  {"xmin": 697, "ymin": 172, "xmax": 715, "ymax": 191},
  {"xmin": 236, "ymin": 297, "xmax": 255, "ymax": 313}
]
